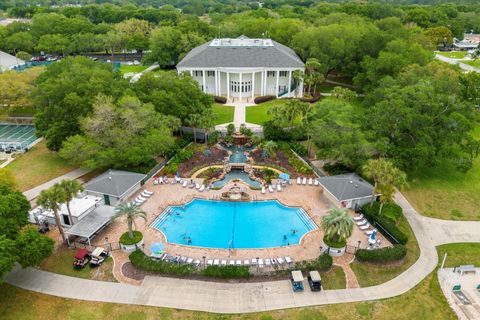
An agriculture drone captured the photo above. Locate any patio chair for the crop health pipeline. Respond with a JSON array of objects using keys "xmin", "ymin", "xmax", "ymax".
[
  {"xmin": 213, "ymin": 259, "xmax": 220, "ymax": 265},
  {"xmin": 199, "ymin": 185, "xmax": 205, "ymax": 192},
  {"xmin": 314, "ymin": 179, "xmax": 319, "ymax": 186},
  {"xmin": 356, "ymin": 219, "xmax": 367, "ymax": 226},
  {"xmin": 265, "ymin": 259, "xmax": 272, "ymax": 267},
  {"xmin": 207, "ymin": 259, "xmax": 213, "ymax": 266},
  {"xmin": 193, "ymin": 259, "xmax": 201, "ymax": 267},
  {"xmin": 175, "ymin": 176, "xmax": 181, "ymax": 183},
  {"xmin": 236, "ymin": 260, "xmax": 242, "ymax": 265},
  {"xmin": 308, "ymin": 178, "xmax": 313, "ymax": 185},
  {"xmin": 285, "ymin": 256, "xmax": 293, "ymax": 264},
  {"xmin": 143, "ymin": 190, "xmax": 153, "ymax": 196},
  {"xmin": 186, "ymin": 258, "xmax": 193, "ymax": 264},
  {"xmin": 359, "ymin": 223, "xmax": 370, "ymax": 231},
  {"xmin": 258, "ymin": 259, "xmax": 264, "ymax": 268},
  {"xmin": 229, "ymin": 260, "xmax": 235, "ymax": 265},
  {"xmin": 195, "ymin": 183, "xmax": 201, "ymax": 190},
  {"xmin": 261, "ymin": 186, "xmax": 266, "ymax": 194},
  {"xmin": 244, "ymin": 260, "xmax": 250, "ymax": 266},
  {"xmin": 180, "ymin": 256, "xmax": 188, "ymax": 263},
  {"xmin": 141, "ymin": 191, "xmax": 151, "ymax": 198},
  {"xmin": 277, "ymin": 184, "xmax": 282, "ymax": 192},
  {"xmin": 251, "ymin": 258, "xmax": 257, "ymax": 265},
  {"xmin": 137, "ymin": 195, "xmax": 147, "ymax": 202},
  {"xmin": 268, "ymin": 185, "xmax": 274, "ymax": 193},
  {"xmin": 271, "ymin": 258, "xmax": 277, "ymax": 265},
  {"xmin": 353, "ymin": 214, "xmax": 364, "ymax": 221},
  {"xmin": 221, "ymin": 260, "xmax": 227, "ymax": 265},
  {"xmin": 154, "ymin": 178, "xmax": 159, "ymax": 185},
  {"xmin": 365, "ymin": 229, "xmax": 375, "ymax": 235},
  {"xmin": 182, "ymin": 181, "xmax": 188, "ymax": 188},
  {"xmin": 277, "ymin": 257, "xmax": 284, "ymax": 265},
  {"xmin": 302, "ymin": 177, "xmax": 307, "ymax": 185},
  {"xmin": 296, "ymin": 177, "xmax": 301, "ymax": 185}
]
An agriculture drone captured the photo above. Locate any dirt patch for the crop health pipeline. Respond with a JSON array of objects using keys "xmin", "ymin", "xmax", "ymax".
[{"xmin": 176, "ymin": 146, "xmax": 227, "ymax": 176}]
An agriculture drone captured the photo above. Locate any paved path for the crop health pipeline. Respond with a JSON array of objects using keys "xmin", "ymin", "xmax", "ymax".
[
  {"xmin": 22, "ymin": 168, "xmax": 92, "ymax": 201},
  {"xmin": 6, "ymin": 191, "xmax": 480, "ymax": 313},
  {"xmin": 435, "ymin": 54, "xmax": 480, "ymax": 73},
  {"xmin": 214, "ymin": 101, "xmax": 263, "ymax": 133},
  {"xmin": 129, "ymin": 63, "xmax": 159, "ymax": 83}
]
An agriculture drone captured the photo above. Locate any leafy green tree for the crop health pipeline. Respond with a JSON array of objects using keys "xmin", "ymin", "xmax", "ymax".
[
  {"xmin": 144, "ymin": 26, "xmax": 181, "ymax": 67},
  {"xmin": 36, "ymin": 184, "xmax": 67, "ymax": 244},
  {"xmin": 58, "ymin": 179, "xmax": 84, "ymax": 226},
  {"xmin": 263, "ymin": 140, "xmax": 278, "ymax": 159},
  {"xmin": 60, "ymin": 95, "xmax": 176, "ymax": 169},
  {"xmin": 424, "ymin": 26, "xmax": 453, "ymax": 48},
  {"xmin": 36, "ymin": 34, "xmax": 70, "ymax": 55},
  {"xmin": 0, "ymin": 235, "xmax": 16, "ymax": 281},
  {"xmin": 186, "ymin": 113, "xmax": 202, "ymax": 144},
  {"xmin": 0, "ymin": 168, "xmax": 17, "ymax": 192},
  {"xmin": 33, "ymin": 56, "xmax": 126, "ymax": 150},
  {"xmin": 101, "ymin": 30, "xmax": 122, "ymax": 63},
  {"xmin": 115, "ymin": 18, "xmax": 151, "ymax": 57},
  {"xmin": 111, "ymin": 203, "xmax": 147, "ymax": 240},
  {"xmin": 304, "ymin": 58, "xmax": 324, "ymax": 95},
  {"xmin": 70, "ymin": 33, "xmax": 103, "ymax": 54},
  {"xmin": 0, "ymin": 67, "xmax": 42, "ymax": 110},
  {"xmin": 321, "ymin": 207, "xmax": 353, "ymax": 243},
  {"xmin": 331, "ymin": 87, "xmax": 358, "ymax": 102},
  {"xmin": 5, "ymin": 31, "xmax": 35, "ymax": 53},
  {"xmin": 15, "ymin": 227, "xmax": 54, "ymax": 268},
  {"xmin": 0, "ymin": 189, "xmax": 30, "ymax": 240}
]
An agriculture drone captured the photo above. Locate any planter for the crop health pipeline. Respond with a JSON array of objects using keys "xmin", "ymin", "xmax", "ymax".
[
  {"xmin": 120, "ymin": 231, "xmax": 144, "ymax": 253},
  {"xmin": 323, "ymin": 235, "xmax": 347, "ymax": 257}
]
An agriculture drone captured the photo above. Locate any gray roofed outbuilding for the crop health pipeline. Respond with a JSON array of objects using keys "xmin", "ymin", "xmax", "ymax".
[
  {"xmin": 177, "ymin": 38, "xmax": 304, "ymax": 69},
  {"xmin": 318, "ymin": 173, "xmax": 375, "ymax": 202},
  {"xmin": 85, "ymin": 169, "xmax": 146, "ymax": 198},
  {"xmin": 65, "ymin": 205, "xmax": 116, "ymax": 240},
  {"xmin": 0, "ymin": 50, "xmax": 25, "ymax": 71}
]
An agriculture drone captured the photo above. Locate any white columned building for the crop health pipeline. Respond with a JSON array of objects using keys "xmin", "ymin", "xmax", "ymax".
[{"xmin": 176, "ymin": 36, "xmax": 305, "ymax": 102}]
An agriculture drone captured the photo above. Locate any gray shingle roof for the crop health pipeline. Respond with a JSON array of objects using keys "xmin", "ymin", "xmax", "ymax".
[
  {"xmin": 177, "ymin": 37, "xmax": 304, "ymax": 69},
  {"xmin": 65, "ymin": 205, "xmax": 116, "ymax": 238},
  {"xmin": 85, "ymin": 170, "xmax": 145, "ymax": 197},
  {"xmin": 318, "ymin": 173, "xmax": 374, "ymax": 201},
  {"xmin": 0, "ymin": 50, "xmax": 25, "ymax": 70}
]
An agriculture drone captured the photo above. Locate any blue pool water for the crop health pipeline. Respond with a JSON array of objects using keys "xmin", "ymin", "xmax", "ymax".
[
  {"xmin": 151, "ymin": 199, "xmax": 316, "ymax": 249},
  {"xmin": 225, "ymin": 145, "xmax": 252, "ymax": 163},
  {"xmin": 212, "ymin": 169, "xmax": 261, "ymax": 188}
]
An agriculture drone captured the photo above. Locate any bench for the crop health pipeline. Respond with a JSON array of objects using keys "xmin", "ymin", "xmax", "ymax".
[{"xmin": 458, "ymin": 265, "xmax": 476, "ymax": 276}]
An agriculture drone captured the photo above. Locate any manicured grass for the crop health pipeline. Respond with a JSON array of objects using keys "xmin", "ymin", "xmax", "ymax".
[
  {"xmin": 462, "ymin": 59, "xmax": 480, "ymax": 68},
  {"xmin": 245, "ymin": 99, "xmax": 288, "ymax": 125},
  {"xmin": 212, "ymin": 103, "xmax": 234, "ymax": 125},
  {"xmin": 436, "ymin": 51, "xmax": 468, "ymax": 59},
  {"xmin": 119, "ymin": 65, "xmax": 148, "ymax": 75},
  {"xmin": 0, "ymin": 272, "xmax": 453, "ymax": 319},
  {"xmin": 402, "ymin": 124, "xmax": 480, "ymax": 220},
  {"xmin": 351, "ymin": 214, "xmax": 420, "ymax": 287},
  {"xmin": 436, "ymin": 243, "xmax": 480, "ymax": 268},
  {"xmin": 321, "ymin": 266, "xmax": 346, "ymax": 289},
  {"xmin": 7, "ymin": 140, "xmax": 77, "ymax": 191},
  {"xmin": 39, "ymin": 245, "xmax": 116, "ymax": 282}
]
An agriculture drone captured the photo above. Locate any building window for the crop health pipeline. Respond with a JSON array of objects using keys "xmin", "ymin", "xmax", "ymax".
[
  {"xmin": 207, "ymin": 71, "xmax": 215, "ymax": 77},
  {"xmin": 230, "ymin": 81, "xmax": 251, "ymax": 93},
  {"xmin": 267, "ymin": 71, "xmax": 275, "ymax": 77},
  {"xmin": 193, "ymin": 70, "xmax": 202, "ymax": 77},
  {"xmin": 279, "ymin": 71, "xmax": 288, "ymax": 77}
]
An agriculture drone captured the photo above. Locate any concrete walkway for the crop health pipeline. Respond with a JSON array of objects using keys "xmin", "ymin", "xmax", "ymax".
[
  {"xmin": 22, "ymin": 168, "xmax": 92, "ymax": 201},
  {"xmin": 6, "ymin": 191, "xmax": 480, "ymax": 313},
  {"xmin": 435, "ymin": 54, "xmax": 480, "ymax": 73},
  {"xmin": 215, "ymin": 101, "xmax": 263, "ymax": 132}
]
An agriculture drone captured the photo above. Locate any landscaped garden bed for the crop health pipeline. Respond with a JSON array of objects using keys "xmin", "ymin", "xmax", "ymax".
[
  {"xmin": 250, "ymin": 146, "xmax": 314, "ymax": 178},
  {"xmin": 163, "ymin": 145, "xmax": 228, "ymax": 177}
]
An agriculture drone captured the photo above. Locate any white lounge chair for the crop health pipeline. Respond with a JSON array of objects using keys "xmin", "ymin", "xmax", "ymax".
[
  {"xmin": 195, "ymin": 183, "xmax": 201, "ymax": 189},
  {"xmin": 141, "ymin": 191, "xmax": 151, "ymax": 198},
  {"xmin": 268, "ymin": 185, "xmax": 274, "ymax": 193},
  {"xmin": 137, "ymin": 195, "xmax": 147, "ymax": 202},
  {"xmin": 265, "ymin": 259, "xmax": 271, "ymax": 267},
  {"xmin": 244, "ymin": 260, "xmax": 250, "ymax": 266},
  {"xmin": 229, "ymin": 260, "xmax": 235, "ymax": 265},
  {"xmin": 285, "ymin": 256, "xmax": 293, "ymax": 264},
  {"xmin": 153, "ymin": 178, "xmax": 159, "ymax": 185},
  {"xmin": 193, "ymin": 259, "xmax": 200, "ymax": 267},
  {"xmin": 175, "ymin": 176, "xmax": 181, "ymax": 183},
  {"xmin": 353, "ymin": 214, "xmax": 364, "ymax": 221},
  {"xmin": 261, "ymin": 186, "xmax": 266, "ymax": 194},
  {"xmin": 314, "ymin": 179, "xmax": 319, "ymax": 186},
  {"xmin": 251, "ymin": 258, "xmax": 257, "ymax": 265},
  {"xmin": 277, "ymin": 184, "xmax": 282, "ymax": 192},
  {"xmin": 180, "ymin": 256, "xmax": 187, "ymax": 263},
  {"xmin": 296, "ymin": 177, "xmax": 301, "ymax": 185},
  {"xmin": 277, "ymin": 257, "xmax": 284, "ymax": 265},
  {"xmin": 236, "ymin": 260, "xmax": 242, "ymax": 265},
  {"xmin": 365, "ymin": 229, "xmax": 375, "ymax": 235},
  {"xmin": 199, "ymin": 185, "xmax": 205, "ymax": 192},
  {"xmin": 143, "ymin": 189, "xmax": 153, "ymax": 196},
  {"xmin": 356, "ymin": 219, "xmax": 367, "ymax": 226},
  {"xmin": 359, "ymin": 223, "xmax": 370, "ymax": 231},
  {"xmin": 308, "ymin": 178, "xmax": 313, "ymax": 185},
  {"xmin": 207, "ymin": 259, "xmax": 213, "ymax": 266},
  {"xmin": 134, "ymin": 198, "xmax": 145, "ymax": 204},
  {"xmin": 302, "ymin": 177, "xmax": 307, "ymax": 185},
  {"xmin": 214, "ymin": 259, "xmax": 220, "ymax": 265},
  {"xmin": 182, "ymin": 181, "xmax": 188, "ymax": 188},
  {"xmin": 258, "ymin": 259, "xmax": 264, "ymax": 268},
  {"xmin": 221, "ymin": 260, "xmax": 227, "ymax": 265},
  {"xmin": 186, "ymin": 258, "xmax": 193, "ymax": 264}
]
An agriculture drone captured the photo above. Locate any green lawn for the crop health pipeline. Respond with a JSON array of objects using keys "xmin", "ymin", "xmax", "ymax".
[
  {"xmin": 212, "ymin": 103, "xmax": 234, "ymax": 125},
  {"xmin": 462, "ymin": 60, "xmax": 480, "ymax": 68},
  {"xmin": 436, "ymin": 51, "xmax": 468, "ymax": 59},
  {"xmin": 39, "ymin": 246, "xmax": 116, "ymax": 282},
  {"xmin": 403, "ymin": 124, "xmax": 480, "ymax": 220},
  {"xmin": 119, "ymin": 65, "xmax": 148, "ymax": 75},
  {"xmin": 436, "ymin": 243, "xmax": 480, "ymax": 268},
  {"xmin": 351, "ymin": 214, "xmax": 420, "ymax": 287},
  {"xmin": 245, "ymin": 99, "xmax": 288, "ymax": 125},
  {"xmin": 7, "ymin": 140, "xmax": 77, "ymax": 191},
  {"xmin": 321, "ymin": 266, "xmax": 346, "ymax": 290}
]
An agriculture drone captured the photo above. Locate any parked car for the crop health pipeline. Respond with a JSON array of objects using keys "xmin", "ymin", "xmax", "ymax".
[
  {"xmin": 90, "ymin": 247, "xmax": 109, "ymax": 267},
  {"xmin": 290, "ymin": 270, "xmax": 304, "ymax": 292},
  {"xmin": 307, "ymin": 271, "xmax": 322, "ymax": 291},
  {"xmin": 73, "ymin": 248, "xmax": 91, "ymax": 270}
]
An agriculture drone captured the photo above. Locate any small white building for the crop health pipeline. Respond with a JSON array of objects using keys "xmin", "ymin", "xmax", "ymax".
[
  {"xmin": 176, "ymin": 36, "xmax": 305, "ymax": 101},
  {"xmin": 0, "ymin": 50, "xmax": 25, "ymax": 72}
]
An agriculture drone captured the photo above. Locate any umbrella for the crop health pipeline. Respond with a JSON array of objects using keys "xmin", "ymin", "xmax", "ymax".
[
  {"xmin": 279, "ymin": 173, "xmax": 290, "ymax": 181},
  {"xmin": 149, "ymin": 242, "xmax": 165, "ymax": 254},
  {"xmin": 368, "ymin": 229, "xmax": 377, "ymax": 245}
]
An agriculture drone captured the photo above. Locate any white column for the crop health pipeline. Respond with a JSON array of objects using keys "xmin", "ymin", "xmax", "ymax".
[
  {"xmin": 260, "ymin": 70, "xmax": 264, "ymax": 96},
  {"xmin": 264, "ymin": 70, "xmax": 268, "ymax": 95},
  {"xmin": 239, "ymin": 72, "xmax": 242, "ymax": 101},
  {"xmin": 288, "ymin": 70, "xmax": 292, "ymax": 97},
  {"xmin": 202, "ymin": 70, "xmax": 206, "ymax": 93},
  {"xmin": 227, "ymin": 72, "xmax": 230, "ymax": 100},
  {"xmin": 251, "ymin": 71, "xmax": 255, "ymax": 100},
  {"xmin": 190, "ymin": 70, "xmax": 193, "ymax": 76},
  {"xmin": 275, "ymin": 70, "xmax": 280, "ymax": 98},
  {"xmin": 218, "ymin": 71, "xmax": 221, "ymax": 96},
  {"xmin": 214, "ymin": 70, "xmax": 218, "ymax": 96}
]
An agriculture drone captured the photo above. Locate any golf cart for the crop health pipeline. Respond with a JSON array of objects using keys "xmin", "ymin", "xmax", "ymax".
[
  {"xmin": 307, "ymin": 271, "xmax": 322, "ymax": 291},
  {"xmin": 290, "ymin": 270, "xmax": 304, "ymax": 292},
  {"xmin": 73, "ymin": 248, "xmax": 90, "ymax": 270},
  {"xmin": 90, "ymin": 247, "xmax": 109, "ymax": 267}
]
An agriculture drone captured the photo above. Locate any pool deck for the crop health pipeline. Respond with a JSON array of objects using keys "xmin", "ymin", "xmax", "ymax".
[{"xmin": 87, "ymin": 178, "xmax": 389, "ymax": 285}]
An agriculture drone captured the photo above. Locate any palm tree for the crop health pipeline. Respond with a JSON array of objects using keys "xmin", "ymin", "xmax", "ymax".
[
  {"xmin": 111, "ymin": 203, "xmax": 147, "ymax": 239},
  {"xmin": 186, "ymin": 113, "xmax": 202, "ymax": 144},
  {"xmin": 263, "ymin": 140, "xmax": 278, "ymax": 159},
  {"xmin": 362, "ymin": 158, "xmax": 407, "ymax": 213},
  {"xmin": 59, "ymin": 179, "xmax": 84, "ymax": 226},
  {"xmin": 321, "ymin": 207, "xmax": 354, "ymax": 243},
  {"xmin": 292, "ymin": 70, "xmax": 304, "ymax": 97},
  {"xmin": 37, "ymin": 184, "xmax": 67, "ymax": 244}
]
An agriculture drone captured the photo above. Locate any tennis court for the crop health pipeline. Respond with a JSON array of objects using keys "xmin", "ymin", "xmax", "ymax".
[{"xmin": 0, "ymin": 124, "xmax": 38, "ymax": 151}]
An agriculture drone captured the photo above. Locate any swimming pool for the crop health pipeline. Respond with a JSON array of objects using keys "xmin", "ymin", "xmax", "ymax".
[
  {"xmin": 151, "ymin": 199, "xmax": 317, "ymax": 249},
  {"xmin": 212, "ymin": 169, "xmax": 261, "ymax": 188},
  {"xmin": 225, "ymin": 145, "xmax": 252, "ymax": 163}
]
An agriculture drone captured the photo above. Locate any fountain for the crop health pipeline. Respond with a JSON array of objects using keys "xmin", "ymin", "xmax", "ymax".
[{"xmin": 220, "ymin": 185, "xmax": 250, "ymax": 201}]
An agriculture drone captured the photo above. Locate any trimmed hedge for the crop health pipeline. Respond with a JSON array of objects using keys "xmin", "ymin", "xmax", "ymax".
[
  {"xmin": 356, "ymin": 245, "xmax": 407, "ymax": 263},
  {"xmin": 202, "ymin": 265, "xmax": 250, "ymax": 279},
  {"xmin": 361, "ymin": 203, "xmax": 408, "ymax": 245},
  {"xmin": 120, "ymin": 231, "xmax": 143, "ymax": 245},
  {"xmin": 129, "ymin": 250, "xmax": 193, "ymax": 276},
  {"xmin": 214, "ymin": 96, "xmax": 227, "ymax": 104},
  {"xmin": 323, "ymin": 235, "xmax": 347, "ymax": 248},
  {"xmin": 293, "ymin": 253, "xmax": 333, "ymax": 271},
  {"xmin": 254, "ymin": 95, "xmax": 276, "ymax": 104},
  {"xmin": 299, "ymin": 94, "xmax": 321, "ymax": 103}
]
